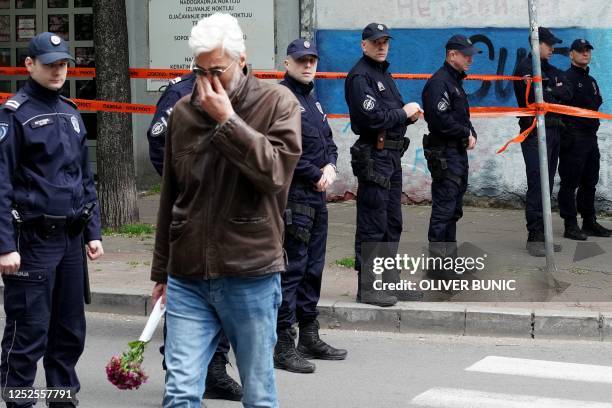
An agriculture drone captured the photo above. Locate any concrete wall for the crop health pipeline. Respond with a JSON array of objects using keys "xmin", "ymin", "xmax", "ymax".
[
  {"xmin": 310, "ymin": 0, "xmax": 612, "ymax": 212},
  {"xmin": 127, "ymin": 0, "xmax": 300, "ymax": 190}
]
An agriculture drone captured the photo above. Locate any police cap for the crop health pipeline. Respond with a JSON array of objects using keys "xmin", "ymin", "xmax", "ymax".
[
  {"xmin": 533, "ymin": 27, "xmax": 562, "ymax": 46},
  {"xmin": 287, "ymin": 38, "xmax": 318, "ymax": 59},
  {"xmin": 28, "ymin": 32, "xmax": 74, "ymax": 64},
  {"xmin": 362, "ymin": 23, "xmax": 392, "ymax": 41},
  {"xmin": 445, "ymin": 34, "xmax": 482, "ymax": 56},
  {"xmin": 570, "ymin": 38, "xmax": 594, "ymax": 52}
]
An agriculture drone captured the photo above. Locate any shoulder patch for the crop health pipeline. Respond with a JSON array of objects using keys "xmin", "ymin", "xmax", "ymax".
[
  {"xmin": 150, "ymin": 121, "xmax": 166, "ymax": 137},
  {"xmin": 0, "ymin": 122, "xmax": 8, "ymax": 143},
  {"xmin": 362, "ymin": 94, "xmax": 376, "ymax": 112},
  {"xmin": 2, "ymin": 94, "xmax": 29, "ymax": 112},
  {"xmin": 60, "ymin": 95, "xmax": 78, "ymax": 109}
]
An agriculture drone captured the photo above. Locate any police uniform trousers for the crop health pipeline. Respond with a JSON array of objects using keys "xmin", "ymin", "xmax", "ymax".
[
  {"xmin": 1, "ymin": 225, "xmax": 86, "ymax": 406},
  {"xmin": 558, "ymin": 131, "xmax": 600, "ymax": 222},
  {"xmin": 520, "ymin": 126, "xmax": 560, "ymax": 233},
  {"xmin": 354, "ymin": 148, "xmax": 403, "ymax": 275},
  {"xmin": 428, "ymin": 147, "xmax": 468, "ymax": 243},
  {"xmin": 277, "ymin": 185, "xmax": 328, "ymax": 331}
]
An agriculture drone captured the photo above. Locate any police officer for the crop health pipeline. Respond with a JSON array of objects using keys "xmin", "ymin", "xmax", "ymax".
[
  {"xmin": 513, "ymin": 27, "xmax": 572, "ymax": 257},
  {"xmin": 558, "ymin": 39, "xmax": 611, "ymax": 239},
  {"xmin": 345, "ymin": 23, "xmax": 423, "ymax": 307},
  {"xmin": 147, "ymin": 73, "xmax": 242, "ymax": 401},
  {"xmin": 0, "ymin": 32, "xmax": 104, "ymax": 407},
  {"xmin": 421, "ymin": 35, "xmax": 479, "ymax": 272},
  {"xmin": 147, "ymin": 71, "xmax": 195, "ymax": 176},
  {"xmin": 273, "ymin": 39, "xmax": 346, "ymax": 374}
]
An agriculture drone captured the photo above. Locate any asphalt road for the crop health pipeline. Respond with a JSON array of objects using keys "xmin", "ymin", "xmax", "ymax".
[{"xmin": 3, "ymin": 312, "xmax": 611, "ymax": 407}]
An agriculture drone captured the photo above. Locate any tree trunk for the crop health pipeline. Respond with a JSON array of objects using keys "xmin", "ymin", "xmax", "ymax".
[{"xmin": 93, "ymin": 0, "xmax": 139, "ymax": 229}]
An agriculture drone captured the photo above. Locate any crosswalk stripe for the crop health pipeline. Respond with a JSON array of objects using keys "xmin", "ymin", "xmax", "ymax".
[
  {"xmin": 411, "ymin": 388, "xmax": 612, "ymax": 408},
  {"xmin": 465, "ymin": 356, "xmax": 612, "ymax": 384}
]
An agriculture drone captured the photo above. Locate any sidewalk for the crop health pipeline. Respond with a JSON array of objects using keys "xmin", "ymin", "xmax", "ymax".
[{"xmin": 22, "ymin": 195, "xmax": 612, "ymax": 340}]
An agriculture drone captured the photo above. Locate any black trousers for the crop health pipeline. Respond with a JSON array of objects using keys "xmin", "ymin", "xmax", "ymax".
[{"xmin": 558, "ymin": 131, "xmax": 600, "ymax": 222}]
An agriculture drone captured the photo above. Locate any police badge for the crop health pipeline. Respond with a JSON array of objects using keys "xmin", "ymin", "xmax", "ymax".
[{"xmin": 71, "ymin": 116, "xmax": 80, "ymax": 133}]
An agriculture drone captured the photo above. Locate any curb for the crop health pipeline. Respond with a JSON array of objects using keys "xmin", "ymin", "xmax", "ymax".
[{"xmin": 1, "ymin": 291, "xmax": 609, "ymax": 341}]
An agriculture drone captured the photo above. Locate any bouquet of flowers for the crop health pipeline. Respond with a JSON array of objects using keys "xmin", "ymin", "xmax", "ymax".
[{"xmin": 106, "ymin": 298, "xmax": 165, "ymax": 390}]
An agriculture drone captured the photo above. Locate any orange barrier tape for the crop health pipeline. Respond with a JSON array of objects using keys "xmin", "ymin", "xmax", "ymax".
[
  {"xmin": 1, "ymin": 66, "xmax": 525, "ymax": 81},
  {"xmin": 497, "ymin": 118, "xmax": 537, "ymax": 154},
  {"xmin": 0, "ymin": 92, "xmax": 155, "ymax": 114}
]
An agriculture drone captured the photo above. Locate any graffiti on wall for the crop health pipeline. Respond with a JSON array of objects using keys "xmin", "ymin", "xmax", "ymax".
[{"xmin": 315, "ymin": 28, "xmax": 612, "ymax": 211}]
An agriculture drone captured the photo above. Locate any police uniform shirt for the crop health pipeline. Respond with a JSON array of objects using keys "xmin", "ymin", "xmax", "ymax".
[
  {"xmin": 513, "ymin": 54, "xmax": 573, "ymax": 108},
  {"xmin": 280, "ymin": 74, "xmax": 338, "ymax": 184},
  {"xmin": 344, "ymin": 55, "xmax": 414, "ymax": 140},
  {"xmin": 422, "ymin": 62, "xmax": 475, "ymax": 141},
  {"xmin": 565, "ymin": 64, "xmax": 603, "ymax": 133},
  {"xmin": 147, "ymin": 72, "xmax": 196, "ymax": 175},
  {"xmin": 0, "ymin": 79, "xmax": 101, "ymax": 253}
]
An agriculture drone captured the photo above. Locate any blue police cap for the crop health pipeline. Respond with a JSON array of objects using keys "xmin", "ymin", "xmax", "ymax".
[
  {"xmin": 362, "ymin": 23, "xmax": 392, "ymax": 41},
  {"xmin": 445, "ymin": 35, "xmax": 482, "ymax": 56},
  {"xmin": 286, "ymin": 38, "xmax": 318, "ymax": 59},
  {"xmin": 532, "ymin": 27, "xmax": 562, "ymax": 46},
  {"xmin": 571, "ymin": 38, "xmax": 594, "ymax": 51},
  {"xmin": 28, "ymin": 32, "xmax": 74, "ymax": 64}
]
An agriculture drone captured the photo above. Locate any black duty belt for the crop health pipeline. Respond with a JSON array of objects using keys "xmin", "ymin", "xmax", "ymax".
[
  {"xmin": 383, "ymin": 139, "xmax": 405, "ymax": 150},
  {"xmin": 286, "ymin": 202, "xmax": 315, "ymax": 219}
]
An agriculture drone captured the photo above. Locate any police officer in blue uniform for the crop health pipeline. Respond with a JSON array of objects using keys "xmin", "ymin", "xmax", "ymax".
[
  {"xmin": 273, "ymin": 39, "xmax": 346, "ymax": 374},
  {"xmin": 513, "ymin": 27, "xmax": 572, "ymax": 257},
  {"xmin": 147, "ymin": 73, "xmax": 242, "ymax": 401},
  {"xmin": 345, "ymin": 23, "xmax": 423, "ymax": 307},
  {"xmin": 422, "ymin": 35, "xmax": 479, "ymax": 273},
  {"xmin": 147, "ymin": 72, "xmax": 196, "ymax": 176},
  {"xmin": 0, "ymin": 32, "xmax": 104, "ymax": 407},
  {"xmin": 558, "ymin": 39, "xmax": 611, "ymax": 240}
]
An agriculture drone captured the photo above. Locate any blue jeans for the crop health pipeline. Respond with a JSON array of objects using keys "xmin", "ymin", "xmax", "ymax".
[{"xmin": 163, "ymin": 273, "xmax": 281, "ymax": 408}]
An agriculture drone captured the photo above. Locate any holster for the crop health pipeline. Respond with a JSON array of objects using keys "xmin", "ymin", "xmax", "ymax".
[
  {"xmin": 68, "ymin": 202, "xmax": 96, "ymax": 237},
  {"xmin": 284, "ymin": 201, "xmax": 315, "ymax": 244},
  {"xmin": 422, "ymin": 134, "xmax": 462, "ymax": 185},
  {"xmin": 350, "ymin": 142, "xmax": 390, "ymax": 189}
]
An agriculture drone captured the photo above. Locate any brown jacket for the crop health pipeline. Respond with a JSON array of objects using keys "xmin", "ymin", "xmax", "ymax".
[{"xmin": 150, "ymin": 71, "xmax": 302, "ymax": 283}]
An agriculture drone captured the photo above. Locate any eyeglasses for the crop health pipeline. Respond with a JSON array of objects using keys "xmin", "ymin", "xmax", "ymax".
[{"xmin": 192, "ymin": 60, "xmax": 237, "ymax": 78}]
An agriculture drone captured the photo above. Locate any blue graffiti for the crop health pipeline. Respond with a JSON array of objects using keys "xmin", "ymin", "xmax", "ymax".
[{"xmin": 315, "ymin": 28, "xmax": 611, "ymax": 115}]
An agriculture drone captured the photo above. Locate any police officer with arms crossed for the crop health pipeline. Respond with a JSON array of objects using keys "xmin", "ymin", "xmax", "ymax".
[
  {"xmin": 147, "ymin": 72, "xmax": 242, "ymax": 402},
  {"xmin": 345, "ymin": 23, "xmax": 423, "ymax": 307},
  {"xmin": 0, "ymin": 32, "xmax": 103, "ymax": 407},
  {"xmin": 558, "ymin": 39, "xmax": 611, "ymax": 240},
  {"xmin": 513, "ymin": 27, "xmax": 572, "ymax": 257},
  {"xmin": 422, "ymin": 35, "xmax": 479, "ymax": 272},
  {"xmin": 273, "ymin": 39, "xmax": 347, "ymax": 374}
]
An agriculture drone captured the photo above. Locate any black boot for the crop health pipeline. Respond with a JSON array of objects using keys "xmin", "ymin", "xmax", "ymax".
[
  {"xmin": 582, "ymin": 218, "xmax": 612, "ymax": 237},
  {"xmin": 383, "ymin": 269, "xmax": 423, "ymax": 301},
  {"xmin": 296, "ymin": 320, "xmax": 347, "ymax": 361},
  {"xmin": 274, "ymin": 328, "xmax": 315, "ymax": 373},
  {"xmin": 526, "ymin": 231, "xmax": 562, "ymax": 257},
  {"xmin": 204, "ymin": 353, "xmax": 243, "ymax": 401},
  {"xmin": 356, "ymin": 271, "xmax": 397, "ymax": 307},
  {"xmin": 564, "ymin": 219, "xmax": 588, "ymax": 240}
]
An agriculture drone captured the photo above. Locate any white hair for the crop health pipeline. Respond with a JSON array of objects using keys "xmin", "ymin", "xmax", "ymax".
[{"xmin": 189, "ymin": 13, "xmax": 246, "ymax": 59}]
